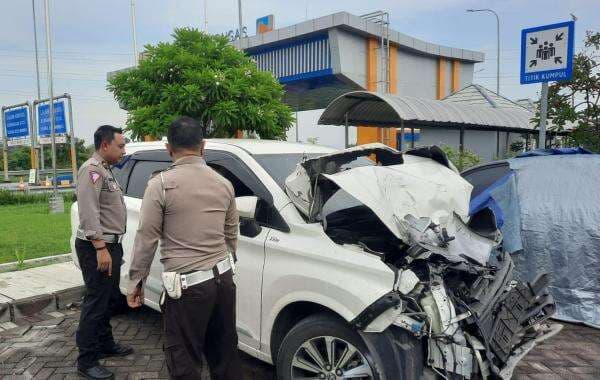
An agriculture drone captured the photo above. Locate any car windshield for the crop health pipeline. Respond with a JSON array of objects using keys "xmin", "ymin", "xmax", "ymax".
[
  {"xmin": 254, "ymin": 153, "xmax": 322, "ymax": 188},
  {"xmin": 254, "ymin": 153, "xmax": 375, "ymax": 189}
]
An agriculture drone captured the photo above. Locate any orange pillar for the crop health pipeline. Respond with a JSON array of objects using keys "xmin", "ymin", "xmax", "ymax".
[
  {"xmin": 437, "ymin": 57, "xmax": 446, "ymax": 100},
  {"xmin": 389, "ymin": 45, "xmax": 398, "ymax": 95},
  {"xmin": 386, "ymin": 45, "xmax": 398, "ymax": 148},
  {"xmin": 30, "ymin": 146, "xmax": 37, "ymax": 170},
  {"xmin": 451, "ymin": 60, "xmax": 461, "ymax": 93},
  {"xmin": 357, "ymin": 38, "xmax": 381, "ymax": 145}
]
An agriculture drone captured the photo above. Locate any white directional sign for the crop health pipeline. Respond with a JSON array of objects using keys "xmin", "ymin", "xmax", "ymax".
[{"xmin": 520, "ymin": 21, "xmax": 574, "ymax": 84}]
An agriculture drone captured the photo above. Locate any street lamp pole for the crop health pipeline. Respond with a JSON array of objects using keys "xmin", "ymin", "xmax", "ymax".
[
  {"xmin": 467, "ymin": 8, "xmax": 500, "ymax": 95},
  {"xmin": 237, "ymin": 0, "xmax": 243, "ymax": 40},
  {"xmin": 204, "ymin": 0, "xmax": 208, "ymax": 32},
  {"xmin": 32, "ymin": 0, "xmax": 42, "ymax": 103},
  {"xmin": 131, "ymin": 0, "xmax": 138, "ymax": 65},
  {"xmin": 44, "ymin": 0, "xmax": 63, "ymax": 213},
  {"xmin": 32, "ymin": 0, "xmax": 45, "ymax": 170}
]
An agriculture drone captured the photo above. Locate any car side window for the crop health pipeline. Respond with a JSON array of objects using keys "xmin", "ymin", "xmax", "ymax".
[
  {"xmin": 110, "ymin": 155, "xmax": 134, "ymax": 190},
  {"xmin": 210, "ymin": 164, "xmax": 254, "ymax": 198},
  {"xmin": 462, "ymin": 163, "xmax": 511, "ymax": 199},
  {"xmin": 126, "ymin": 160, "xmax": 172, "ymax": 198},
  {"xmin": 206, "ymin": 153, "xmax": 289, "ymax": 233},
  {"xmin": 208, "ymin": 162, "xmax": 268, "ymax": 225}
]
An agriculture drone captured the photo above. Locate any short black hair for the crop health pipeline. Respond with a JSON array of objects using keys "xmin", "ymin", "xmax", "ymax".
[
  {"xmin": 94, "ymin": 125, "xmax": 123, "ymax": 150},
  {"xmin": 167, "ymin": 116, "xmax": 203, "ymax": 151}
]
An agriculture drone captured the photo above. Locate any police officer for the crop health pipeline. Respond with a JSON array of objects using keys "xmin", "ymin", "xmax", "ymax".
[
  {"xmin": 127, "ymin": 116, "xmax": 243, "ymax": 379},
  {"xmin": 75, "ymin": 125, "xmax": 132, "ymax": 380}
]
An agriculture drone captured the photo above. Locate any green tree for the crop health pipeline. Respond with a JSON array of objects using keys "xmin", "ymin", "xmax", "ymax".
[
  {"xmin": 541, "ymin": 31, "xmax": 600, "ymax": 152},
  {"xmin": 3, "ymin": 146, "xmax": 32, "ymax": 171},
  {"xmin": 108, "ymin": 28, "xmax": 294, "ymax": 140},
  {"xmin": 41, "ymin": 137, "xmax": 92, "ymax": 168},
  {"xmin": 441, "ymin": 145, "xmax": 481, "ymax": 171}
]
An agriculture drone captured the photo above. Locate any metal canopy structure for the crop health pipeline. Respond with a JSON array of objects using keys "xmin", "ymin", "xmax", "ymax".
[{"xmin": 318, "ymin": 91, "xmax": 535, "ymax": 133}]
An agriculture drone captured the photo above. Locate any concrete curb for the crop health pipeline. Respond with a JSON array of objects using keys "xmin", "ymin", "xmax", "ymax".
[
  {"xmin": 0, "ymin": 300, "xmax": 11, "ymax": 323},
  {"xmin": 0, "ymin": 260, "xmax": 84, "ymax": 327},
  {"xmin": 0, "ymin": 286, "xmax": 85, "ymax": 325},
  {"xmin": 0, "ymin": 253, "xmax": 72, "ymax": 273},
  {"xmin": 12, "ymin": 294, "xmax": 57, "ymax": 320},
  {"xmin": 54, "ymin": 285, "xmax": 85, "ymax": 310}
]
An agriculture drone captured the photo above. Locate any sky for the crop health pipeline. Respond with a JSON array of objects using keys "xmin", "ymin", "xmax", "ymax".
[{"xmin": 0, "ymin": 0, "xmax": 598, "ymax": 144}]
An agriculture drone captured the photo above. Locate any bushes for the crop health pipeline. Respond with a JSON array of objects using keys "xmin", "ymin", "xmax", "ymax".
[
  {"xmin": 440, "ymin": 145, "xmax": 481, "ymax": 171},
  {"xmin": 0, "ymin": 189, "xmax": 75, "ymax": 206}
]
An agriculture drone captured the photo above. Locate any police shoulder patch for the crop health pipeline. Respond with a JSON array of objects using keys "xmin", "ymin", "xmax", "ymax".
[{"xmin": 89, "ymin": 171, "xmax": 101, "ymax": 184}]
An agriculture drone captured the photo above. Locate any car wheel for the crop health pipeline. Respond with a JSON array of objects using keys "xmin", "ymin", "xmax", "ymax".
[{"xmin": 276, "ymin": 314, "xmax": 381, "ymax": 380}]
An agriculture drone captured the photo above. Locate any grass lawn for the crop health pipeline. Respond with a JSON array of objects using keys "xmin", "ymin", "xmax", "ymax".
[{"xmin": 0, "ymin": 202, "xmax": 73, "ymax": 264}]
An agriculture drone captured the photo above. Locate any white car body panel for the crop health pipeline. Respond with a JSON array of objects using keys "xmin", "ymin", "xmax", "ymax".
[
  {"xmin": 234, "ymin": 225, "xmax": 270, "ymax": 349},
  {"xmin": 260, "ymin": 210, "xmax": 395, "ymax": 360}
]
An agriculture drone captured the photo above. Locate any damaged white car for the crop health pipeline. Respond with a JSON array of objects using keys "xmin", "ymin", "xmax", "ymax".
[
  {"xmin": 71, "ymin": 140, "xmax": 560, "ymax": 380},
  {"xmin": 283, "ymin": 143, "xmax": 560, "ymax": 379}
]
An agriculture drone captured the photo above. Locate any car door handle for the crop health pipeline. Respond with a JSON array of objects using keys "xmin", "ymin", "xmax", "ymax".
[{"xmin": 269, "ymin": 236, "xmax": 280, "ymax": 243}]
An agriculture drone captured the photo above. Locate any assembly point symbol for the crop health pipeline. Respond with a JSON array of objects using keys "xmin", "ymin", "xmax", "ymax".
[{"xmin": 529, "ymin": 32, "xmax": 564, "ymax": 68}]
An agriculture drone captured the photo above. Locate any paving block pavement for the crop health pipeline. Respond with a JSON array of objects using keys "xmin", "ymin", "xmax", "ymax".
[
  {"xmin": 0, "ymin": 306, "xmax": 599, "ymax": 379},
  {"xmin": 0, "ymin": 307, "xmax": 275, "ymax": 379}
]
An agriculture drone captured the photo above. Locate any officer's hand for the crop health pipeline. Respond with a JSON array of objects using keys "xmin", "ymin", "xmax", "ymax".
[
  {"xmin": 96, "ymin": 248, "xmax": 112, "ymax": 276},
  {"xmin": 127, "ymin": 286, "xmax": 144, "ymax": 308}
]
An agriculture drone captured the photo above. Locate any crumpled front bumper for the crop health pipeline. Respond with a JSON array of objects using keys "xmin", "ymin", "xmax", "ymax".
[
  {"xmin": 450, "ymin": 251, "xmax": 559, "ymax": 378},
  {"xmin": 497, "ymin": 322, "xmax": 562, "ymax": 379}
]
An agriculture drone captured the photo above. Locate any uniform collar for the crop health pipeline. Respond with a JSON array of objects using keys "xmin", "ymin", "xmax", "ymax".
[
  {"xmin": 172, "ymin": 155, "xmax": 206, "ymax": 167},
  {"xmin": 92, "ymin": 152, "xmax": 109, "ymax": 168}
]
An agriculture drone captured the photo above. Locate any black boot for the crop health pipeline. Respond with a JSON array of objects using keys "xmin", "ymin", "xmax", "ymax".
[
  {"xmin": 77, "ymin": 365, "xmax": 114, "ymax": 379},
  {"xmin": 98, "ymin": 342, "xmax": 134, "ymax": 359}
]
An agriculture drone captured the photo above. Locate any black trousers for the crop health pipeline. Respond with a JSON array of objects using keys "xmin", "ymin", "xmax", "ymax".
[
  {"xmin": 161, "ymin": 269, "xmax": 243, "ymax": 380},
  {"xmin": 75, "ymin": 238, "xmax": 123, "ymax": 369}
]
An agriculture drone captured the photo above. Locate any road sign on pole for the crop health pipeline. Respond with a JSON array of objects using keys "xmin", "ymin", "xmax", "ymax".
[
  {"xmin": 520, "ymin": 21, "xmax": 575, "ymax": 149},
  {"xmin": 33, "ymin": 94, "xmax": 78, "ymax": 186},
  {"xmin": 520, "ymin": 21, "xmax": 575, "ymax": 84},
  {"xmin": 2, "ymin": 102, "xmax": 34, "ymax": 181},
  {"xmin": 3, "ymin": 106, "xmax": 31, "ymax": 147},
  {"xmin": 37, "ymin": 100, "xmax": 67, "ymax": 144}
]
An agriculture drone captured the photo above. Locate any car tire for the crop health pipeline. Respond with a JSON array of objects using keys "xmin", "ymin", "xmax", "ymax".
[{"xmin": 276, "ymin": 314, "xmax": 386, "ymax": 380}]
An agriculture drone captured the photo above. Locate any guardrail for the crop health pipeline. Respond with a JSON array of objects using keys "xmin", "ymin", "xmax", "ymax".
[{"xmin": 7, "ymin": 168, "xmax": 73, "ymax": 177}]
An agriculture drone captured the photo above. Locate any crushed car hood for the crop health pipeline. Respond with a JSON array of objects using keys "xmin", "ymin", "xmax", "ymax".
[
  {"xmin": 285, "ymin": 144, "xmax": 474, "ymax": 244},
  {"xmin": 321, "ymin": 156, "xmax": 473, "ymax": 242}
]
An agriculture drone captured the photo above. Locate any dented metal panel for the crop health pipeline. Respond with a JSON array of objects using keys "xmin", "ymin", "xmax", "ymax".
[{"xmin": 321, "ymin": 155, "xmax": 473, "ymax": 242}]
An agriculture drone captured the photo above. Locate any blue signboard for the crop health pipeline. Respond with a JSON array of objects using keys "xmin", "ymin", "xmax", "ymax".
[
  {"xmin": 3, "ymin": 107, "xmax": 30, "ymax": 139},
  {"xmin": 520, "ymin": 21, "xmax": 575, "ymax": 84},
  {"xmin": 403, "ymin": 131, "xmax": 420, "ymax": 142},
  {"xmin": 37, "ymin": 101, "xmax": 67, "ymax": 137}
]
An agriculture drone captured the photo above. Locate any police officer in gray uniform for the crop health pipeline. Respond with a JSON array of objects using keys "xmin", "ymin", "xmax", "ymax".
[
  {"xmin": 127, "ymin": 117, "xmax": 243, "ymax": 379},
  {"xmin": 75, "ymin": 125, "xmax": 133, "ymax": 380}
]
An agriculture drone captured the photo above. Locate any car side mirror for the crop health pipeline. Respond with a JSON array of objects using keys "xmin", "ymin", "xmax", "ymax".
[{"xmin": 236, "ymin": 196, "xmax": 259, "ymax": 219}]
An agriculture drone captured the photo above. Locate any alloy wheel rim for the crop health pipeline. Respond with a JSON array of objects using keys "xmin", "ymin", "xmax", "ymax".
[{"xmin": 290, "ymin": 335, "xmax": 374, "ymax": 379}]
